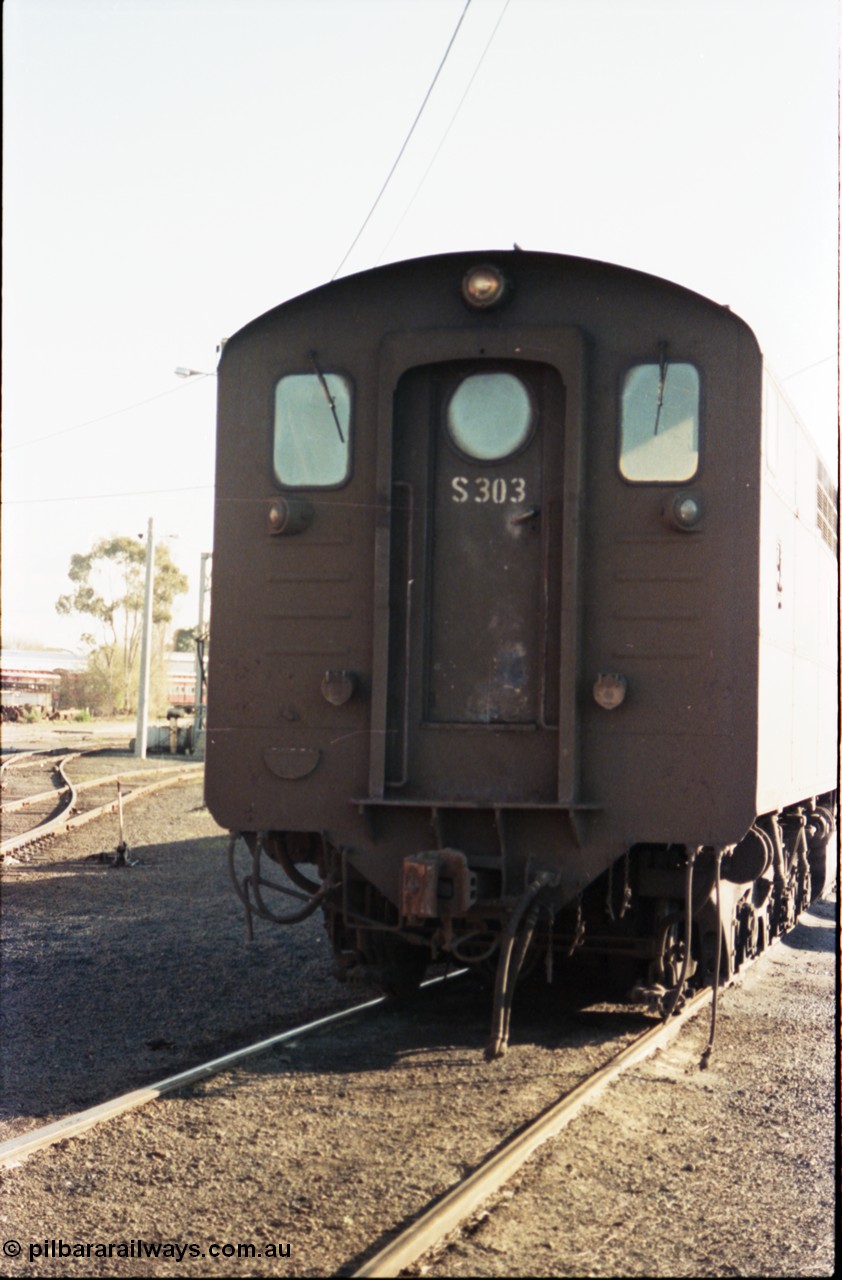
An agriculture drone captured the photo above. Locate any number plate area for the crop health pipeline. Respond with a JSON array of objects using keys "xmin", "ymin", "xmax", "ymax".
[
  {"xmin": 385, "ymin": 359, "xmax": 565, "ymax": 803},
  {"xmin": 430, "ymin": 468, "xmax": 539, "ymax": 724}
]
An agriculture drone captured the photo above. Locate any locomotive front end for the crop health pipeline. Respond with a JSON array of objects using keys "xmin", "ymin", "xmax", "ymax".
[{"xmin": 205, "ymin": 250, "xmax": 837, "ymax": 1054}]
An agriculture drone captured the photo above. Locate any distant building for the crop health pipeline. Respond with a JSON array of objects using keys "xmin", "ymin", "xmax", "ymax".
[
  {"xmin": 165, "ymin": 651, "xmax": 200, "ymax": 711},
  {"xmin": 0, "ymin": 649, "xmax": 87, "ymax": 712},
  {"xmin": 0, "ymin": 649, "xmax": 199, "ymax": 713}
]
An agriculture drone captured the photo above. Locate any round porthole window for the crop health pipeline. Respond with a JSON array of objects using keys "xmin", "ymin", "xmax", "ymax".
[{"xmin": 446, "ymin": 372, "xmax": 534, "ymax": 462}]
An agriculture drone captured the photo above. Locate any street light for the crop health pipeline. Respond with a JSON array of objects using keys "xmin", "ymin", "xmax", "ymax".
[
  {"xmin": 193, "ymin": 552, "xmax": 212, "ymax": 745},
  {"xmin": 135, "ymin": 518, "xmax": 155, "ymax": 759},
  {"xmin": 134, "ymin": 525, "xmax": 179, "ymax": 759},
  {"xmin": 174, "ymin": 366, "xmax": 212, "ymax": 379}
]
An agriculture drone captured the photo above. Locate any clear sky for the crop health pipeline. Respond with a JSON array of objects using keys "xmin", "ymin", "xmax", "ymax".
[{"xmin": 3, "ymin": 0, "xmax": 838, "ymax": 650}]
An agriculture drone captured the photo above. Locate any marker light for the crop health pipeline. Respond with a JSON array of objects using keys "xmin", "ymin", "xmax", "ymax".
[
  {"xmin": 461, "ymin": 264, "xmax": 508, "ymax": 310},
  {"xmin": 666, "ymin": 491, "xmax": 703, "ymax": 531},
  {"xmin": 593, "ymin": 672, "xmax": 628, "ymax": 710},
  {"xmin": 267, "ymin": 497, "xmax": 313, "ymax": 536}
]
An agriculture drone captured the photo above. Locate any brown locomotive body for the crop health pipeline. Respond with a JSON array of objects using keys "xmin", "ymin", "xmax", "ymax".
[{"xmin": 206, "ymin": 251, "xmax": 837, "ymax": 1052}]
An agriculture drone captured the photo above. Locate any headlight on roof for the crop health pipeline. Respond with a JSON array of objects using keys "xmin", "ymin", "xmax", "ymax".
[{"xmin": 461, "ymin": 264, "xmax": 508, "ymax": 310}]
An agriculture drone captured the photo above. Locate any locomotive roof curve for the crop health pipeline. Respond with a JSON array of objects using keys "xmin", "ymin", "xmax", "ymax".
[{"xmin": 220, "ymin": 249, "xmax": 760, "ymax": 357}]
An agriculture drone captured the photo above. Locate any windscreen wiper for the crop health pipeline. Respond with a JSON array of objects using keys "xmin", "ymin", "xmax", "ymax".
[{"xmin": 309, "ymin": 350, "xmax": 345, "ymax": 443}]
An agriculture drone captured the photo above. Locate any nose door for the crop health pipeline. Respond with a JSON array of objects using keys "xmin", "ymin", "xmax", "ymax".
[{"xmin": 385, "ymin": 359, "xmax": 566, "ymax": 803}]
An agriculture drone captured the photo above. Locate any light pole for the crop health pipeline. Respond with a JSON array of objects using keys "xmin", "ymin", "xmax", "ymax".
[
  {"xmin": 134, "ymin": 518, "xmax": 155, "ymax": 759},
  {"xmin": 194, "ymin": 552, "xmax": 211, "ymax": 740},
  {"xmin": 175, "ymin": 360, "xmax": 216, "ymax": 750}
]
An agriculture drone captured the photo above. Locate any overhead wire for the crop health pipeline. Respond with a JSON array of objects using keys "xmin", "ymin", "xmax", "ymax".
[
  {"xmin": 376, "ymin": 0, "xmax": 513, "ymax": 265},
  {"xmin": 1, "ymin": 374, "xmax": 214, "ymax": 455},
  {"xmin": 781, "ymin": 354, "xmax": 835, "ymax": 381},
  {"xmin": 7, "ymin": 2, "xmax": 489, "ymax": 466},
  {"xmin": 331, "ymin": 0, "xmax": 474, "ymax": 281},
  {"xmin": 3, "ymin": 484, "xmax": 213, "ymax": 506}
]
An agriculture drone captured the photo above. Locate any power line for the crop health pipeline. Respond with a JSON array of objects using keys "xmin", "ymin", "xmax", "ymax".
[
  {"xmin": 781, "ymin": 354, "xmax": 835, "ymax": 382},
  {"xmin": 4, "ymin": 484, "xmax": 213, "ymax": 506},
  {"xmin": 1, "ymin": 375, "xmax": 213, "ymax": 455},
  {"xmin": 376, "ymin": 0, "xmax": 512, "ymax": 265},
  {"xmin": 331, "ymin": 0, "xmax": 473, "ymax": 281}
]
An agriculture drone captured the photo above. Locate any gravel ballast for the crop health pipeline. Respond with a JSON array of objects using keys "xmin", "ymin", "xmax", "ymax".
[
  {"xmin": 0, "ymin": 726, "xmax": 836, "ymax": 1277},
  {"xmin": 417, "ymin": 897, "xmax": 837, "ymax": 1278},
  {"xmin": 1, "ymin": 736, "xmax": 375, "ymax": 1145}
]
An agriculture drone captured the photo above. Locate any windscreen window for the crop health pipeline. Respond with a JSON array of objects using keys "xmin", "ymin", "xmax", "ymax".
[
  {"xmin": 620, "ymin": 362, "xmax": 700, "ymax": 482},
  {"xmin": 273, "ymin": 373, "xmax": 352, "ymax": 487}
]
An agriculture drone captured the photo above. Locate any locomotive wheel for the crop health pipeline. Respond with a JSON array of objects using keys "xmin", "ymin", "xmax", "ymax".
[
  {"xmin": 650, "ymin": 913, "xmax": 687, "ymax": 989},
  {"xmin": 733, "ymin": 896, "xmax": 763, "ymax": 969},
  {"xmin": 751, "ymin": 879, "xmax": 773, "ymax": 956},
  {"xmin": 796, "ymin": 867, "xmax": 811, "ymax": 919},
  {"xmin": 775, "ymin": 862, "xmax": 809, "ymax": 936},
  {"xmin": 807, "ymin": 807, "xmax": 836, "ymax": 901}
]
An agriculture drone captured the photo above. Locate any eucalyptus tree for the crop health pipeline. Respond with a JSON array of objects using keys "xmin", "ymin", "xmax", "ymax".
[{"xmin": 56, "ymin": 535, "xmax": 188, "ymax": 712}]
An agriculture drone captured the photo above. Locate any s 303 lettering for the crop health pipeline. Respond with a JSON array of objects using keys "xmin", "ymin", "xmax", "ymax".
[{"xmin": 451, "ymin": 476, "xmax": 527, "ymax": 505}]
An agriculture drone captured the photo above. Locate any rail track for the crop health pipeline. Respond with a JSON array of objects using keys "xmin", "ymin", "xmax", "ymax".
[
  {"xmin": 0, "ymin": 745, "xmax": 202, "ymax": 859},
  {"xmin": 0, "ymin": 989, "xmax": 393, "ymax": 1170},
  {"xmin": 354, "ymin": 985, "xmax": 714, "ymax": 1279},
  {"xmin": 0, "ymin": 965, "xmax": 718, "ymax": 1275},
  {"xmin": 0, "ymin": 736, "xmax": 124, "ymax": 775},
  {"xmin": 1, "ymin": 737, "xmax": 833, "ymax": 1275},
  {"xmin": 0, "ymin": 852, "xmax": 832, "ymax": 1277}
]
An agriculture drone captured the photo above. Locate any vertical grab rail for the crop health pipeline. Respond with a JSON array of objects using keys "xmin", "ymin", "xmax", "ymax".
[{"xmin": 384, "ymin": 482, "xmax": 414, "ymax": 788}]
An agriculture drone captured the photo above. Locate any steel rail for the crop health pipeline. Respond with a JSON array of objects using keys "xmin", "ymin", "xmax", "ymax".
[
  {"xmin": 0, "ymin": 782, "xmax": 72, "ymax": 816},
  {"xmin": 0, "ymin": 749, "xmax": 40, "ymax": 775},
  {"xmin": 0, "ymin": 751, "xmax": 82, "ymax": 819},
  {"xmin": 2, "ymin": 752, "xmax": 84, "ymax": 856},
  {"xmin": 0, "ymin": 741, "xmax": 122, "ymax": 774},
  {"xmin": 0, "ymin": 766, "xmax": 202, "ymax": 858},
  {"xmin": 353, "ymin": 892, "xmax": 832, "ymax": 1280},
  {"xmin": 0, "ymin": 974, "xmax": 466, "ymax": 1170},
  {"xmin": 0, "ymin": 763, "xmax": 202, "ymax": 816},
  {"xmin": 353, "ymin": 986, "xmax": 715, "ymax": 1278}
]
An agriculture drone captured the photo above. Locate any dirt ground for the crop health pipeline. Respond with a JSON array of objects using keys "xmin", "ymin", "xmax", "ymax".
[
  {"xmin": 1, "ymin": 721, "xmax": 837, "ymax": 1277},
  {"xmin": 416, "ymin": 896, "xmax": 837, "ymax": 1278}
]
